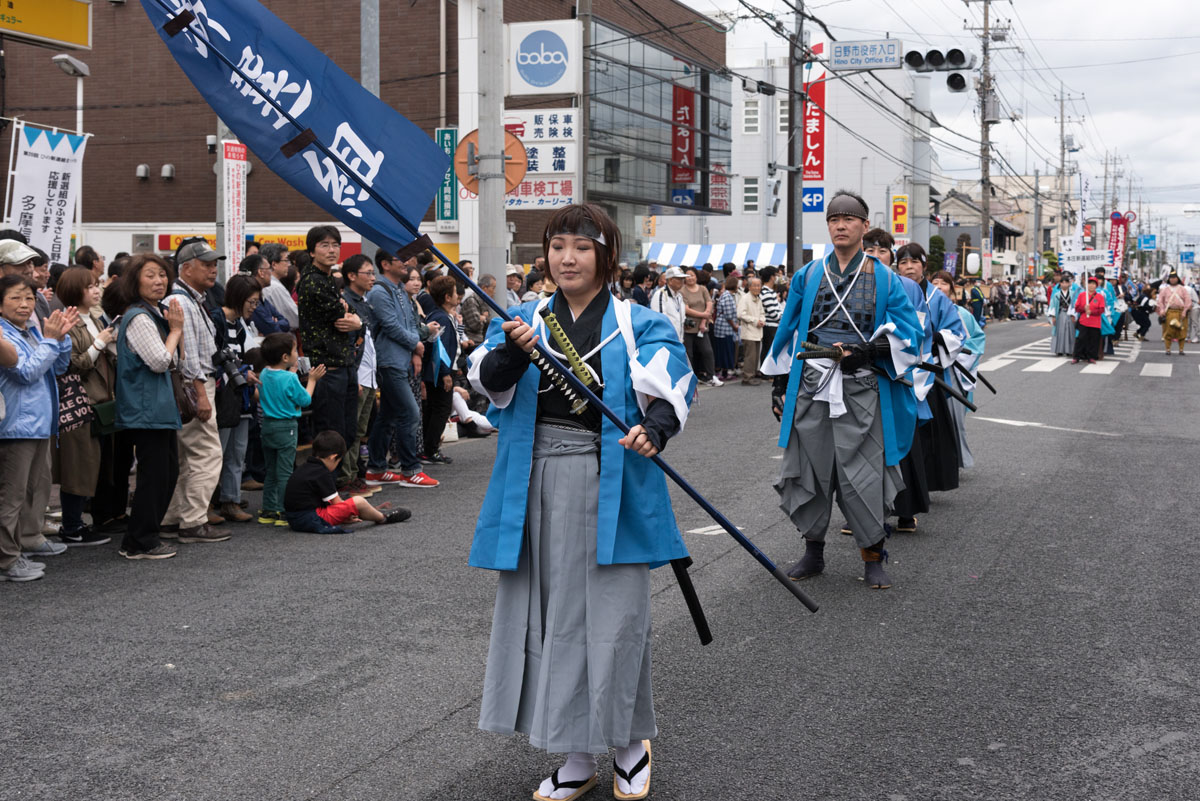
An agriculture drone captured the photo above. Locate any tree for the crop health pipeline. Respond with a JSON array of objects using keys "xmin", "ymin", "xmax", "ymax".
[
  {"xmin": 1043, "ymin": 250, "xmax": 1058, "ymax": 270},
  {"xmin": 928, "ymin": 235, "xmax": 946, "ymax": 273}
]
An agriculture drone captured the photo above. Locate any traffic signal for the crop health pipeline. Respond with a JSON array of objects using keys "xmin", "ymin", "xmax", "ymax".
[
  {"xmin": 766, "ymin": 176, "xmax": 782, "ymax": 217},
  {"xmin": 904, "ymin": 47, "xmax": 976, "ymax": 93}
]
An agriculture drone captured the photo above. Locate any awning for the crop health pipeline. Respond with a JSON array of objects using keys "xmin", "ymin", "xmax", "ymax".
[{"xmin": 643, "ymin": 241, "xmax": 793, "ymax": 268}]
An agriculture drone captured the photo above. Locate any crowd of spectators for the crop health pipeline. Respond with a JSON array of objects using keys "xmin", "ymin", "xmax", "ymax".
[{"xmin": 0, "ymin": 226, "xmax": 489, "ymax": 581}]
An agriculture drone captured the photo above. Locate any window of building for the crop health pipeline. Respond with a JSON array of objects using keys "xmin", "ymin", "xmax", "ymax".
[
  {"xmin": 778, "ymin": 98, "xmax": 789, "ymax": 134},
  {"xmin": 744, "ymin": 176, "xmax": 760, "ymax": 213},
  {"xmin": 743, "ymin": 99, "xmax": 759, "ymax": 134}
]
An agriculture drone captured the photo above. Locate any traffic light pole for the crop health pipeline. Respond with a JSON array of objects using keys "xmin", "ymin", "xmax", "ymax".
[
  {"xmin": 786, "ymin": 5, "xmax": 805, "ymax": 273},
  {"xmin": 977, "ymin": 0, "xmax": 992, "ymax": 278}
]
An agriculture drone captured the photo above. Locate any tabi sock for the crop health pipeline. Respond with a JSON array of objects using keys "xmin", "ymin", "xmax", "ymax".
[
  {"xmin": 614, "ymin": 740, "xmax": 649, "ymax": 796},
  {"xmin": 537, "ymin": 752, "xmax": 597, "ymax": 800}
]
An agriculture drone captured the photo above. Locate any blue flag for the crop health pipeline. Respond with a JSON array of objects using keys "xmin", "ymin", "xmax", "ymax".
[
  {"xmin": 432, "ymin": 335, "xmax": 452, "ymax": 380},
  {"xmin": 139, "ymin": 0, "xmax": 449, "ymax": 252}
]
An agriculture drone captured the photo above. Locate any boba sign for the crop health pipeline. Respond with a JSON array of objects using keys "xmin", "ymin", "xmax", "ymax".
[{"xmin": 507, "ymin": 20, "xmax": 582, "ymax": 96}]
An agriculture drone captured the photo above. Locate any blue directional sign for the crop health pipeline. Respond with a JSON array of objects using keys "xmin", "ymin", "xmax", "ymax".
[
  {"xmin": 802, "ymin": 186, "xmax": 825, "ymax": 212},
  {"xmin": 671, "ymin": 189, "xmax": 695, "ymax": 206},
  {"xmin": 1138, "ymin": 234, "xmax": 1157, "ymax": 251},
  {"xmin": 1182, "ymin": 251, "xmax": 1195, "ymax": 264}
]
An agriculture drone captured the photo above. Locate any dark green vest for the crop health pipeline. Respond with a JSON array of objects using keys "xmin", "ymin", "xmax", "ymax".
[{"xmin": 115, "ymin": 304, "xmax": 182, "ymax": 431}]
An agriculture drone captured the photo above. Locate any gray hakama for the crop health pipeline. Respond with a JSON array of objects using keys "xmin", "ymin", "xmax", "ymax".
[
  {"xmin": 946, "ymin": 367, "xmax": 975, "ymax": 470},
  {"xmin": 478, "ymin": 425, "xmax": 656, "ymax": 753},
  {"xmin": 1051, "ymin": 311, "xmax": 1075, "ymax": 355},
  {"xmin": 774, "ymin": 365, "xmax": 903, "ymax": 549}
]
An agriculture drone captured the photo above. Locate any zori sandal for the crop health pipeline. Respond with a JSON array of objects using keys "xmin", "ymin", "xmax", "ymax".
[
  {"xmin": 532, "ymin": 770, "xmax": 597, "ymax": 801},
  {"xmin": 612, "ymin": 741, "xmax": 651, "ymax": 800}
]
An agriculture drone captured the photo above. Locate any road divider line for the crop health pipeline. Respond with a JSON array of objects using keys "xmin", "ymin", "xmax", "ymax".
[{"xmin": 975, "ymin": 416, "xmax": 1121, "ymax": 437}]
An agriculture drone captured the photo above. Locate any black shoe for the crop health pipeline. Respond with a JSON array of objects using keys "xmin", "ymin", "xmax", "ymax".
[
  {"xmin": 59, "ymin": 526, "xmax": 112, "ymax": 547},
  {"xmin": 96, "ymin": 516, "xmax": 128, "ymax": 534},
  {"xmin": 896, "ymin": 517, "xmax": 917, "ymax": 534},
  {"xmin": 786, "ymin": 539, "xmax": 825, "ymax": 580},
  {"xmin": 427, "ymin": 450, "xmax": 453, "ymax": 465},
  {"xmin": 379, "ymin": 508, "xmax": 413, "ymax": 525},
  {"xmin": 418, "ymin": 453, "xmax": 434, "ymax": 465}
]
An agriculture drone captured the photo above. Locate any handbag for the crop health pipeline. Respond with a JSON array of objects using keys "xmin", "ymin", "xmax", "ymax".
[
  {"xmin": 57, "ymin": 373, "xmax": 95, "ymax": 433},
  {"xmin": 91, "ymin": 399, "xmax": 118, "ymax": 437},
  {"xmin": 171, "ymin": 367, "xmax": 198, "ymax": 424}
]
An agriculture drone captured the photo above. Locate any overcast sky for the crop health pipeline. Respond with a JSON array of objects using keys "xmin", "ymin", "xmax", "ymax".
[{"xmin": 680, "ymin": 0, "xmax": 1200, "ymax": 250}]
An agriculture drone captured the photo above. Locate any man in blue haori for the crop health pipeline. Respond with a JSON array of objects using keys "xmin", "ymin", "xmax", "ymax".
[{"xmin": 762, "ymin": 191, "xmax": 922, "ymax": 590}]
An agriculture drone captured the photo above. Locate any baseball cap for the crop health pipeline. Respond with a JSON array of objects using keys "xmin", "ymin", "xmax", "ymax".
[
  {"xmin": 662, "ymin": 266, "xmax": 686, "ymax": 279},
  {"xmin": 506, "ymin": 265, "xmax": 523, "ymax": 277},
  {"xmin": 176, "ymin": 240, "xmax": 226, "ymax": 263},
  {"xmin": 0, "ymin": 239, "xmax": 38, "ymax": 266}
]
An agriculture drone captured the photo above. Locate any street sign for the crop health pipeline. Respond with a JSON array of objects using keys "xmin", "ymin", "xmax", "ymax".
[
  {"xmin": 0, "ymin": 0, "xmax": 91, "ymax": 50},
  {"xmin": 1182, "ymin": 251, "xmax": 1195, "ymax": 265},
  {"xmin": 1138, "ymin": 234, "xmax": 1157, "ymax": 251},
  {"xmin": 1057, "ymin": 251, "xmax": 1113, "ymax": 271},
  {"xmin": 829, "ymin": 39, "xmax": 903, "ymax": 70},
  {"xmin": 802, "ymin": 186, "xmax": 824, "ymax": 212},
  {"xmin": 671, "ymin": 189, "xmax": 695, "ymax": 206},
  {"xmin": 890, "ymin": 194, "xmax": 909, "ymax": 236},
  {"xmin": 435, "ymin": 128, "xmax": 458, "ymax": 232}
]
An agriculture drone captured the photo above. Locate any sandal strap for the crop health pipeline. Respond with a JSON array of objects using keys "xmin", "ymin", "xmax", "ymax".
[
  {"xmin": 612, "ymin": 751, "xmax": 650, "ymax": 782},
  {"xmin": 550, "ymin": 769, "xmax": 593, "ymax": 791}
]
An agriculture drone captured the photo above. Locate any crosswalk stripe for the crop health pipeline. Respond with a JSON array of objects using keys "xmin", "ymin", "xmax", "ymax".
[
  {"xmin": 1023, "ymin": 358, "xmax": 1066, "ymax": 373},
  {"xmin": 686, "ymin": 524, "xmax": 743, "ymax": 536},
  {"xmin": 1080, "ymin": 360, "xmax": 1119, "ymax": 375},
  {"xmin": 1140, "ymin": 363, "xmax": 1172, "ymax": 377},
  {"xmin": 978, "ymin": 358, "xmax": 1016, "ymax": 371}
]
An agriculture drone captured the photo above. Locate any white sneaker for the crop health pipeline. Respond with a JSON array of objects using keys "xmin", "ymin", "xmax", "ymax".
[
  {"xmin": 22, "ymin": 540, "xmax": 67, "ymax": 557},
  {"xmin": 707, "ymin": 376, "xmax": 724, "ymax": 387},
  {"xmin": 1, "ymin": 556, "xmax": 45, "ymax": 582}
]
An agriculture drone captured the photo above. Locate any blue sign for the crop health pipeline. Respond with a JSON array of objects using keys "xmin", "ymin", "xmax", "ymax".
[
  {"xmin": 1182, "ymin": 251, "xmax": 1195, "ymax": 264},
  {"xmin": 1138, "ymin": 234, "xmax": 1157, "ymax": 251},
  {"xmin": 515, "ymin": 30, "xmax": 569, "ymax": 88},
  {"xmin": 138, "ymin": 0, "xmax": 448, "ymax": 253},
  {"xmin": 671, "ymin": 189, "xmax": 695, "ymax": 206},
  {"xmin": 802, "ymin": 186, "xmax": 825, "ymax": 211}
]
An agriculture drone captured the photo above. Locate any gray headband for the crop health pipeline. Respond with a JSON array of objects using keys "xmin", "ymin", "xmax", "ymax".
[
  {"xmin": 826, "ymin": 194, "xmax": 869, "ymax": 222},
  {"xmin": 545, "ymin": 217, "xmax": 607, "ymax": 247}
]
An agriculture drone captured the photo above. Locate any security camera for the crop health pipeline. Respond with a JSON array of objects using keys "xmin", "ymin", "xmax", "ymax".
[
  {"xmin": 161, "ymin": 164, "xmax": 175, "ymax": 181},
  {"xmin": 206, "ymin": 134, "xmax": 217, "ymax": 154}
]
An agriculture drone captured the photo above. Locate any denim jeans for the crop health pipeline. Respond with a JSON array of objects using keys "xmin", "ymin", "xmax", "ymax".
[
  {"xmin": 218, "ymin": 418, "xmax": 250, "ymax": 504},
  {"xmin": 261, "ymin": 417, "xmax": 298, "ymax": 514},
  {"xmin": 368, "ymin": 366, "xmax": 421, "ymax": 473}
]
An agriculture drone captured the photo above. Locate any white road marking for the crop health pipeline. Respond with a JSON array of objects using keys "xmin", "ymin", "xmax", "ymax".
[
  {"xmin": 686, "ymin": 523, "xmax": 743, "ymax": 536},
  {"xmin": 978, "ymin": 358, "xmax": 1016, "ymax": 372},
  {"xmin": 1140, "ymin": 363, "xmax": 1172, "ymax": 377},
  {"xmin": 1080, "ymin": 360, "xmax": 1119, "ymax": 375},
  {"xmin": 974, "ymin": 416, "xmax": 1121, "ymax": 437},
  {"xmin": 1023, "ymin": 358, "xmax": 1066, "ymax": 373}
]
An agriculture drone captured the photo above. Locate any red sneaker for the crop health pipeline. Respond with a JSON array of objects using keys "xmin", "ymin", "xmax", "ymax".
[
  {"xmin": 395, "ymin": 471, "xmax": 439, "ymax": 488},
  {"xmin": 363, "ymin": 470, "xmax": 404, "ymax": 486}
]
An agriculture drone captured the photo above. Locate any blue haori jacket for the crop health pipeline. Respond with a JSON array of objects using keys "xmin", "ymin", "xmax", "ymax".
[
  {"xmin": 760, "ymin": 252, "xmax": 922, "ymax": 466},
  {"xmin": 466, "ymin": 294, "xmax": 697, "ymax": 571},
  {"xmin": 898, "ymin": 276, "xmax": 933, "ymax": 420},
  {"xmin": 954, "ymin": 306, "xmax": 986, "ymax": 404}
]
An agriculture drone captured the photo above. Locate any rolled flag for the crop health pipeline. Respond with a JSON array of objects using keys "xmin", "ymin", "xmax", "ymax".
[
  {"xmin": 138, "ymin": 0, "xmax": 449, "ymax": 252},
  {"xmin": 433, "ymin": 335, "xmax": 452, "ymax": 380}
]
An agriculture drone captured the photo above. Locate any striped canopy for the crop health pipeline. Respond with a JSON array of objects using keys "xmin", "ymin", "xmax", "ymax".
[{"xmin": 641, "ymin": 242, "xmax": 829, "ymax": 269}]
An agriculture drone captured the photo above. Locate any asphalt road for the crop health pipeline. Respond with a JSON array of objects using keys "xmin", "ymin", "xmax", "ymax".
[{"xmin": 5, "ymin": 318, "xmax": 1197, "ymax": 801}]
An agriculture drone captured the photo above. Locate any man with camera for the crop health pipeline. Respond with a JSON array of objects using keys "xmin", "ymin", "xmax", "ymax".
[{"xmin": 160, "ymin": 240, "xmax": 233, "ymax": 544}]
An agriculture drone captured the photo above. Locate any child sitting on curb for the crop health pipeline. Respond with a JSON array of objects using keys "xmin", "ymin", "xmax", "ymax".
[{"xmin": 284, "ymin": 430, "xmax": 411, "ymax": 533}]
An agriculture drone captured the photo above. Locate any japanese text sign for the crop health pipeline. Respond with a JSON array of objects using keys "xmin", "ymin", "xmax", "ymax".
[
  {"xmin": 3, "ymin": 122, "xmax": 88, "ymax": 265},
  {"xmin": 672, "ymin": 85, "xmax": 696, "ymax": 184}
]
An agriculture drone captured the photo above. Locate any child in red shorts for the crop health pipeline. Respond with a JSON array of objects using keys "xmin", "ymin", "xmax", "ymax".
[{"xmin": 283, "ymin": 430, "xmax": 410, "ymax": 533}]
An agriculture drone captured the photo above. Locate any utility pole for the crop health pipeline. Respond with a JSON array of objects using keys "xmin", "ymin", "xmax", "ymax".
[
  {"xmin": 1032, "ymin": 167, "xmax": 1041, "ymax": 268},
  {"xmin": 477, "ymin": 0, "xmax": 506, "ymax": 284},
  {"xmin": 578, "ymin": 0, "xmax": 591, "ymax": 202},
  {"xmin": 786, "ymin": 3, "xmax": 805, "ymax": 272},
  {"xmin": 1058, "ymin": 84, "xmax": 1065, "ymax": 245},
  {"xmin": 1100, "ymin": 151, "xmax": 1108, "ymax": 247},
  {"xmin": 360, "ymin": 0, "xmax": 381, "ymax": 260},
  {"xmin": 979, "ymin": 0, "xmax": 992, "ymax": 278}
]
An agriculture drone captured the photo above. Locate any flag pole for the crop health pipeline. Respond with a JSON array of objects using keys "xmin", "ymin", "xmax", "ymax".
[{"xmin": 145, "ymin": 0, "xmax": 818, "ymax": 615}]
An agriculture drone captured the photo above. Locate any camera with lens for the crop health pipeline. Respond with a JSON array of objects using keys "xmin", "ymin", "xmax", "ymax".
[{"xmin": 213, "ymin": 348, "xmax": 248, "ymax": 388}]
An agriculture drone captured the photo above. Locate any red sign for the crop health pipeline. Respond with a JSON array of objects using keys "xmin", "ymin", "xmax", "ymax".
[
  {"xmin": 672, "ymin": 85, "xmax": 695, "ymax": 184},
  {"xmin": 1107, "ymin": 217, "xmax": 1127, "ymax": 270},
  {"xmin": 710, "ymin": 162, "xmax": 729, "ymax": 211},
  {"xmin": 803, "ymin": 43, "xmax": 826, "ymax": 182}
]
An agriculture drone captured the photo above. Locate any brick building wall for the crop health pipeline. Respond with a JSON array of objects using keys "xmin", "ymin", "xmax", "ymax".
[{"xmin": 1, "ymin": 0, "xmax": 721, "ymax": 246}]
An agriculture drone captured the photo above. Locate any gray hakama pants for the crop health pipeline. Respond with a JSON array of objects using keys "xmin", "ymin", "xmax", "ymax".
[
  {"xmin": 479, "ymin": 425, "xmax": 656, "ymax": 754},
  {"xmin": 774, "ymin": 366, "xmax": 902, "ymax": 549},
  {"xmin": 1052, "ymin": 313, "xmax": 1075, "ymax": 355},
  {"xmin": 947, "ymin": 367, "xmax": 975, "ymax": 470}
]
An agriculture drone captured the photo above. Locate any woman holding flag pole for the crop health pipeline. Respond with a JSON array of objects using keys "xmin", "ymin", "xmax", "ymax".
[{"xmin": 420, "ymin": 275, "xmax": 459, "ymax": 464}]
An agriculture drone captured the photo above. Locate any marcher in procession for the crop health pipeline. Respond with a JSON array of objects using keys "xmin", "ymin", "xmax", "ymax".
[
  {"xmin": 892, "ymin": 243, "xmax": 965, "ymax": 531},
  {"xmin": 467, "ymin": 204, "xmax": 696, "ymax": 801},
  {"xmin": 931, "ymin": 270, "xmax": 985, "ymax": 470},
  {"xmin": 1047, "ymin": 273, "xmax": 1077, "ymax": 356},
  {"xmin": 1156, "ymin": 269, "xmax": 1192, "ymax": 355},
  {"xmin": 762, "ymin": 191, "xmax": 922, "ymax": 590},
  {"xmin": 863, "ymin": 228, "xmax": 896, "ymax": 267},
  {"xmin": 1072, "ymin": 276, "xmax": 1106, "ymax": 364},
  {"xmin": 1093, "ymin": 268, "xmax": 1117, "ymax": 357}
]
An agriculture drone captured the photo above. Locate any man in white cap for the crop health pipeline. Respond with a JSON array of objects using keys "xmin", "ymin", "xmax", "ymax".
[
  {"xmin": 0, "ymin": 239, "xmax": 37, "ymax": 280},
  {"xmin": 651, "ymin": 266, "xmax": 687, "ymax": 341},
  {"xmin": 505, "ymin": 265, "xmax": 523, "ymax": 308},
  {"xmin": 160, "ymin": 238, "xmax": 233, "ymax": 544}
]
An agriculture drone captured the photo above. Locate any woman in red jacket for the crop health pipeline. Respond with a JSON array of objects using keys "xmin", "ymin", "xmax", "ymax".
[{"xmin": 1072, "ymin": 276, "xmax": 1106, "ymax": 364}]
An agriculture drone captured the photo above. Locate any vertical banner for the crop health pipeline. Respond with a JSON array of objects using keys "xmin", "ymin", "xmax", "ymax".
[
  {"xmin": 4, "ymin": 122, "xmax": 88, "ymax": 264},
  {"xmin": 890, "ymin": 194, "xmax": 909, "ymax": 236},
  {"xmin": 944, "ymin": 252, "xmax": 958, "ymax": 275},
  {"xmin": 802, "ymin": 43, "xmax": 826, "ymax": 182},
  {"xmin": 671, "ymin": 85, "xmax": 696, "ymax": 184},
  {"xmin": 435, "ymin": 127, "xmax": 459, "ymax": 231},
  {"xmin": 1107, "ymin": 212, "xmax": 1128, "ymax": 271},
  {"xmin": 222, "ymin": 140, "xmax": 247, "ymax": 263},
  {"xmin": 503, "ymin": 108, "xmax": 578, "ymax": 208},
  {"xmin": 710, "ymin": 162, "xmax": 730, "ymax": 211},
  {"xmin": 1062, "ymin": 170, "xmax": 1091, "ymax": 253}
]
